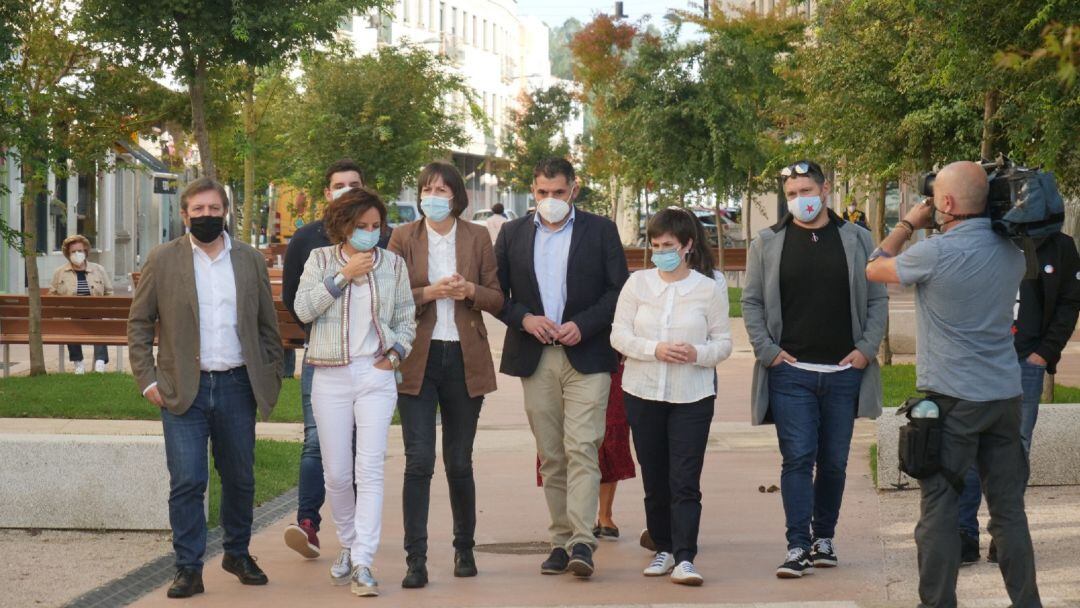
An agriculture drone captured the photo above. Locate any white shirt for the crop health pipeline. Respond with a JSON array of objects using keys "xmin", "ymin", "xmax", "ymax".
[
  {"xmin": 610, "ymin": 269, "xmax": 733, "ymax": 403},
  {"xmin": 485, "ymin": 214, "xmax": 508, "ymax": 244},
  {"xmin": 427, "ymin": 220, "xmax": 460, "ymax": 341},
  {"xmin": 348, "ymin": 279, "xmax": 382, "ymax": 357},
  {"xmin": 191, "ymin": 233, "xmax": 245, "ymax": 371}
]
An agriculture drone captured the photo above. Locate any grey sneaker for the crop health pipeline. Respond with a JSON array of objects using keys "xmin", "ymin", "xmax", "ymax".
[
  {"xmin": 330, "ymin": 549, "xmax": 352, "ymax": 586},
  {"xmin": 351, "ymin": 565, "xmax": 379, "ymax": 597}
]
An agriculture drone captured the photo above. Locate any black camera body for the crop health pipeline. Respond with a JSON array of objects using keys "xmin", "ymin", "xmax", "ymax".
[{"xmin": 917, "ymin": 156, "xmax": 1064, "ymax": 238}]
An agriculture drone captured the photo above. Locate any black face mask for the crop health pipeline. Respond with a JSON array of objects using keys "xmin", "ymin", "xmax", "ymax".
[{"xmin": 189, "ymin": 215, "xmax": 225, "ymax": 243}]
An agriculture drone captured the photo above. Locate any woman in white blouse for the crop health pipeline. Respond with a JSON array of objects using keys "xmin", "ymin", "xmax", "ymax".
[{"xmin": 610, "ymin": 207, "xmax": 732, "ymax": 586}]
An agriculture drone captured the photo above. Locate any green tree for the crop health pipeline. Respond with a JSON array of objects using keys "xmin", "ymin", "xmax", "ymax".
[
  {"xmin": 549, "ymin": 18, "xmax": 584, "ymax": 80},
  {"xmin": 1, "ymin": 0, "xmax": 175, "ymax": 375},
  {"xmin": 282, "ymin": 47, "xmax": 482, "ymax": 205},
  {"xmin": 80, "ymin": 0, "xmax": 383, "ymax": 189},
  {"xmin": 501, "ymin": 85, "xmax": 578, "ymax": 191}
]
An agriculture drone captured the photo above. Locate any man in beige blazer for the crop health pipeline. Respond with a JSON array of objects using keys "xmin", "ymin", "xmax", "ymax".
[{"xmin": 128, "ymin": 177, "xmax": 283, "ymax": 599}]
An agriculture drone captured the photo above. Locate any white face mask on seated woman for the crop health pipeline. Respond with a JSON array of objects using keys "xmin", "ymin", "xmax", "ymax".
[{"xmin": 70, "ymin": 251, "xmax": 86, "ymax": 266}]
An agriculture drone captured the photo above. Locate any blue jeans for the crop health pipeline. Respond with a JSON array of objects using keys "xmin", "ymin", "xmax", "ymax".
[
  {"xmin": 161, "ymin": 367, "xmax": 257, "ymax": 570},
  {"xmin": 958, "ymin": 358, "xmax": 1044, "ymax": 538},
  {"xmin": 296, "ymin": 360, "xmax": 325, "ymax": 528},
  {"xmin": 768, "ymin": 363, "xmax": 864, "ymax": 550},
  {"xmin": 283, "ymin": 349, "xmax": 297, "ymax": 378}
]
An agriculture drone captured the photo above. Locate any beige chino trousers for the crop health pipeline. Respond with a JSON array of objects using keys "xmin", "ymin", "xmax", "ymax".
[{"xmin": 522, "ymin": 346, "xmax": 611, "ymax": 551}]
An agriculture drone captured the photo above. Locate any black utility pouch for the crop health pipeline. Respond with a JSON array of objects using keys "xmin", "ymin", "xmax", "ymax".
[{"xmin": 896, "ymin": 395, "xmax": 954, "ymax": 480}]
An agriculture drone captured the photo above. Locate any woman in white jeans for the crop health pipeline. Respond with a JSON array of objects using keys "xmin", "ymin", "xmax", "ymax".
[{"xmin": 295, "ymin": 187, "xmax": 416, "ymax": 597}]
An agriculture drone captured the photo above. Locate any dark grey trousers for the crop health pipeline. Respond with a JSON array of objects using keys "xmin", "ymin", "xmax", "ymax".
[{"xmin": 915, "ymin": 395, "xmax": 1041, "ymax": 608}]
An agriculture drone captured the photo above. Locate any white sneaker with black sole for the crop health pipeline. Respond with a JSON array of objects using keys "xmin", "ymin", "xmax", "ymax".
[
  {"xmin": 670, "ymin": 561, "xmax": 703, "ymax": 586},
  {"xmin": 94, "ymin": 360, "xmax": 106, "ymax": 373},
  {"xmin": 643, "ymin": 552, "xmax": 674, "ymax": 576},
  {"xmin": 811, "ymin": 537, "xmax": 838, "ymax": 568},
  {"xmin": 776, "ymin": 547, "xmax": 814, "ymax": 578}
]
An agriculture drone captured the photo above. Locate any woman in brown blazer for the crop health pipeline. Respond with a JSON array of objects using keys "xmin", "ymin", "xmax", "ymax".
[{"xmin": 387, "ymin": 161, "xmax": 504, "ymax": 589}]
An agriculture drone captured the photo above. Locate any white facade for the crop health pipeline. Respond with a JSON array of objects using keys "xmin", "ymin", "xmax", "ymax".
[{"xmin": 341, "ymin": 0, "xmax": 583, "ymax": 216}]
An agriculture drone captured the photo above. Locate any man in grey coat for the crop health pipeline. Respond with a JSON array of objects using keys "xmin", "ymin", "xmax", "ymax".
[{"xmin": 742, "ymin": 160, "xmax": 888, "ymax": 579}]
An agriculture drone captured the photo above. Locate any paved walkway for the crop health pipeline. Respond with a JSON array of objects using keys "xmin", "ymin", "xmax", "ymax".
[{"xmin": 6, "ymin": 314, "xmax": 1080, "ymax": 606}]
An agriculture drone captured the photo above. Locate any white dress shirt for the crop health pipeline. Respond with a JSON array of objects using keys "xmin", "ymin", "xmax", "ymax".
[
  {"xmin": 611, "ymin": 269, "xmax": 733, "ymax": 403},
  {"xmin": 427, "ymin": 220, "xmax": 460, "ymax": 341},
  {"xmin": 348, "ymin": 279, "xmax": 382, "ymax": 357},
  {"xmin": 191, "ymin": 232, "xmax": 245, "ymax": 371}
]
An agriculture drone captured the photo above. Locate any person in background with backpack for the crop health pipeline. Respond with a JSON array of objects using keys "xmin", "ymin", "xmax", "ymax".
[
  {"xmin": 866, "ymin": 161, "xmax": 1041, "ymax": 608},
  {"xmin": 956, "ymin": 229, "xmax": 1080, "ymax": 565}
]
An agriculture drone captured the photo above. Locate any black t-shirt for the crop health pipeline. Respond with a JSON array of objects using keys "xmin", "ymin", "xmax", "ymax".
[{"xmin": 778, "ymin": 220, "xmax": 855, "ymax": 364}]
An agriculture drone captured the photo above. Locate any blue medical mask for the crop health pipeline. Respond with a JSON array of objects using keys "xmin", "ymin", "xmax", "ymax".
[
  {"xmin": 788, "ymin": 195, "xmax": 824, "ymax": 223},
  {"xmin": 651, "ymin": 248, "xmax": 684, "ymax": 272},
  {"xmin": 420, "ymin": 196, "xmax": 452, "ymax": 222},
  {"xmin": 349, "ymin": 227, "xmax": 380, "ymax": 251}
]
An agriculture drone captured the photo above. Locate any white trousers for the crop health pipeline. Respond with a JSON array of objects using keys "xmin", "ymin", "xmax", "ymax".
[{"xmin": 311, "ymin": 356, "xmax": 398, "ymax": 566}]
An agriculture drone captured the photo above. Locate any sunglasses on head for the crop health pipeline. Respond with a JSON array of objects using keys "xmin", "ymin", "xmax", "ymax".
[{"xmin": 780, "ymin": 162, "xmax": 814, "ymax": 178}]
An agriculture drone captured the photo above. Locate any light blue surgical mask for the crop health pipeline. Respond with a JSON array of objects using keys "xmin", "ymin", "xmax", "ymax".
[
  {"xmin": 651, "ymin": 248, "xmax": 684, "ymax": 272},
  {"xmin": 788, "ymin": 195, "xmax": 824, "ymax": 223},
  {"xmin": 420, "ymin": 196, "xmax": 452, "ymax": 222},
  {"xmin": 349, "ymin": 227, "xmax": 380, "ymax": 252}
]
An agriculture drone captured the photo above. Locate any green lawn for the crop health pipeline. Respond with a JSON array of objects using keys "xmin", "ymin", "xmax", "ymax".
[
  {"xmin": 881, "ymin": 363, "xmax": 1080, "ymax": 406},
  {"xmin": 208, "ymin": 439, "xmax": 300, "ymax": 527},
  {"xmin": 0, "ymin": 373, "xmax": 302, "ymax": 421},
  {"xmin": 729, "ymin": 286, "xmax": 742, "ymax": 318}
]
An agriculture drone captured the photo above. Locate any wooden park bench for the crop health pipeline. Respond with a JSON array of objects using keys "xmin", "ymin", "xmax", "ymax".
[
  {"xmin": 624, "ymin": 247, "xmax": 747, "ymax": 272},
  {"xmin": 0, "ymin": 294, "xmax": 306, "ymax": 378}
]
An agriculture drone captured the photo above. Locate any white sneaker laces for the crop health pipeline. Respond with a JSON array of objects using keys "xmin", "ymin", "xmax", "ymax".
[
  {"xmin": 785, "ymin": 548, "xmax": 805, "ymax": 563},
  {"xmin": 333, "ymin": 549, "xmax": 351, "ymax": 570},
  {"xmin": 649, "ymin": 552, "xmax": 672, "ymax": 569},
  {"xmin": 678, "ymin": 561, "xmax": 699, "ymax": 575},
  {"xmin": 813, "ymin": 538, "xmax": 833, "ymax": 555}
]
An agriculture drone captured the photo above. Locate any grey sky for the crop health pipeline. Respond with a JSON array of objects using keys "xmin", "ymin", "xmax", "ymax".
[{"xmin": 516, "ymin": 0, "xmax": 706, "ymax": 29}]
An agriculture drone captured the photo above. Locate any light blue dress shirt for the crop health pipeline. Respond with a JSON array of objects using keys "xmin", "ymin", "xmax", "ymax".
[{"xmin": 533, "ymin": 206, "xmax": 576, "ymax": 324}]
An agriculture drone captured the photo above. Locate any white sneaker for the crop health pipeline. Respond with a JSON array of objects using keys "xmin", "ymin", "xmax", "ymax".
[
  {"xmin": 671, "ymin": 560, "xmax": 704, "ymax": 586},
  {"xmin": 73, "ymin": 361, "xmax": 85, "ymax": 375},
  {"xmin": 94, "ymin": 360, "xmax": 106, "ymax": 373},
  {"xmin": 643, "ymin": 551, "xmax": 675, "ymax": 576},
  {"xmin": 330, "ymin": 549, "xmax": 352, "ymax": 586}
]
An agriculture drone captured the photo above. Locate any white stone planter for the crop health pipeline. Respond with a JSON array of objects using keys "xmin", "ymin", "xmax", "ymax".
[
  {"xmin": 876, "ymin": 403, "xmax": 1080, "ymax": 489},
  {"xmin": 0, "ymin": 433, "xmax": 173, "ymax": 529}
]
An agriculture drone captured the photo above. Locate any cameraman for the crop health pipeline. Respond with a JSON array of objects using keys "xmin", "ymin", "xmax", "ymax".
[
  {"xmin": 958, "ymin": 227, "xmax": 1080, "ymax": 564},
  {"xmin": 865, "ymin": 161, "xmax": 1041, "ymax": 608}
]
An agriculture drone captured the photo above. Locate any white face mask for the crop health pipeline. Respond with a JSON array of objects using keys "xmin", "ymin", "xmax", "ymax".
[
  {"xmin": 70, "ymin": 251, "xmax": 86, "ymax": 265},
  {"xmin": 331, "ymin": 186, "xmax": 351, "ymax": 201},
  {"xmin": 537, "ymin": 197, "xmax": 571, "ymax": 223}
]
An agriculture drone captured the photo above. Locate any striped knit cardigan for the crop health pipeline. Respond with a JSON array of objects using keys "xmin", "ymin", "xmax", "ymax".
[{"xmin": 295, "ymin": 244, "xmax": 416, "ymax": 371}]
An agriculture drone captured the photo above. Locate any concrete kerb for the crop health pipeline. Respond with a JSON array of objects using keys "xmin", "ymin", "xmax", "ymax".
[
  {"xmin": 875, "ymin": 404, "xmax": 1080, "ymax": 489},
  {"xmin": 65, "ymin": 488, "xmax": 299, "ymax": 608}
]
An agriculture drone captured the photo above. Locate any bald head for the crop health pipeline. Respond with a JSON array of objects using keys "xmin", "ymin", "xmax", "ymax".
[{"xmin": 935, "ymin": 161, "xmax": 989, "ymax": 214}]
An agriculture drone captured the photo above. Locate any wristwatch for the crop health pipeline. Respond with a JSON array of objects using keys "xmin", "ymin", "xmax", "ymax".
[{"xmin": 385, "ymin": 350, "xmax": 401, "ymax": 370}]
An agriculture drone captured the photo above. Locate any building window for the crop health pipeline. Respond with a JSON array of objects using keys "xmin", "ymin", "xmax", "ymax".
[
  {"xmin": 462, "ymin": 11, "xmax": 468, "ymax": 41},
  {"xmin": 439, "ymin": 2, "xmax": 445, "ymax": 32},
  {"xmin": 472, "ymin": 16, "xmax": 477, "ymax": 45},
  {"xmin": 417, "ymin": 0, "xmax": 423, "ymax": 27},
  {"xmin": 403, "ymin": 0, "xmax": 410, "ymax": 24},
  {"xmin": 451, "ymin": 7, "xmax": 457, "ymax": 35},
  {"xmin": 483, "ymin": 19, "xmax": 488, "ymax": 50},
  {"xmin": 428, "ymin": 0, "xmax": 435, "ymax": 31}
]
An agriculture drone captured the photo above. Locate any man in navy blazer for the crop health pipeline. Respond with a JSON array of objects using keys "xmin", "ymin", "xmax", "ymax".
[{"xmin": 495, "ymin": 157, "xmax": 629, "ymax": 578}]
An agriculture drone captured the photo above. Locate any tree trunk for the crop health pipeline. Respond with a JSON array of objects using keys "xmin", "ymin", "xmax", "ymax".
[
  {"xmin": 240, "ymin": 70, "xmax": 257, "ymax": 244},
  {"xmin": 980, "ymin": 89, "xmax": 1000, "ymax": 161},
  {"xmin": 189, "ymin": 58, "xmax": 216, "ymax": 180},
  {"xmin": 1042, "ymin": 373, "xmax": 1054, "ymax": 403},
  {"xmin": 744, "ymin": 169, "xmax": 753, "ymax": 244},
  {"xmin": 714, "ymin": 194, "xmax": 725, "ymax": 270},
  {"xmin": 873, "ymin": 179, "xmax": 893, "ymax": 365},
  {"xmin": 20, "ymin": 164, "xmax": 46, "ymax": 376}
]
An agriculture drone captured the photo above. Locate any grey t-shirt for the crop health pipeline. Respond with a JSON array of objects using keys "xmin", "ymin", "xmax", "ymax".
[{"xmin": 895, "ymin": 218, "xmax": 1024, "ymax": 401}]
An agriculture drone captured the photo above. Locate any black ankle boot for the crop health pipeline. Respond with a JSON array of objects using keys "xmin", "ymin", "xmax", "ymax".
[
  {"xmin": 454, "ymin": 549, "xmax": 478, "ymax": 577},
  {"xmin": 401, "ymin": 555, "xmax": 428, "ymax": 589}
]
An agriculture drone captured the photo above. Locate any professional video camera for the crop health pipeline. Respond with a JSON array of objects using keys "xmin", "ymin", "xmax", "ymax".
[{"xmin": 917, "ymin": 155, "xmax": 1064, "ymax": 238}]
